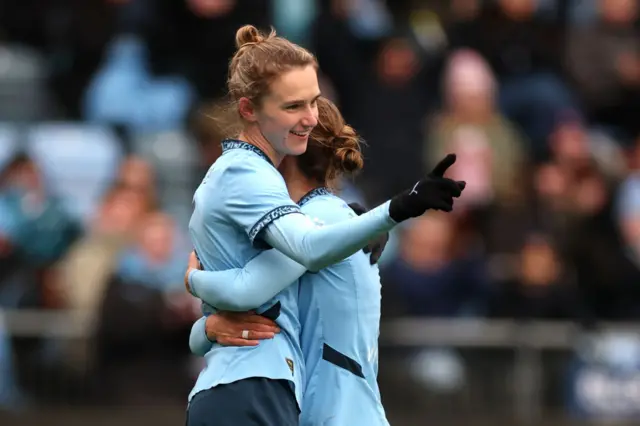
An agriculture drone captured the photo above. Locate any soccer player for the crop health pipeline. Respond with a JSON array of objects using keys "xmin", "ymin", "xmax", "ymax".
[
  {"xmin": 187, "ymin": 98, "xmax": 460, "ymax": 425},
  {"xmin": 187, "ymin": 24, "xmax": 464, "ymax": 426}
]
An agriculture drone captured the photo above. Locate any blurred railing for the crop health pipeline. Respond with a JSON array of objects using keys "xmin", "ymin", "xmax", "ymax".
[{"xmin": 2, "ymin": 310, "xmax": 640, "ymax": 426}]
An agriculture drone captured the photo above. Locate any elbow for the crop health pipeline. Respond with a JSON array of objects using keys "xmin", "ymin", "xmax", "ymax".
[
  {"xmin": 189, "ymin": 335, "xmax": 210, "ymax": 357},
  {"xmin": 303, "ymin": 257, "xmax": 325, "ymax": 273}
]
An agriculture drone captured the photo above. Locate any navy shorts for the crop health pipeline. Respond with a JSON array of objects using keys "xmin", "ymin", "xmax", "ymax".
[{"xmin": 186, "ymin": 378, "xmax": 299, "ymax": 426}]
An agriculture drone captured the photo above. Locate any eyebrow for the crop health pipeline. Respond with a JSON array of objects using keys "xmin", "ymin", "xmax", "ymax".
[{"xmin": 283, "ymin": 93, "xmax": 322, "ymax": 105}]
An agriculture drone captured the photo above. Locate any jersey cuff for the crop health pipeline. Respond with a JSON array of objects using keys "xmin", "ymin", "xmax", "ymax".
[
  {"xmin": 188, "ymin": 269, "xmax": 199, "ymax": 298},
  {"xmin": 248, "ymin": 205, "xmax": 302, "ymax": 246}
]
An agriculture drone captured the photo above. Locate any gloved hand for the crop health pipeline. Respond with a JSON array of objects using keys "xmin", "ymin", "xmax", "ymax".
[
  {"xmin": 348, "ymin": 202, "xmax": 389, "ymax": 265},
  {"xmin": 389, "ymin": 154, "xmax": 466, "ymax": 223}
]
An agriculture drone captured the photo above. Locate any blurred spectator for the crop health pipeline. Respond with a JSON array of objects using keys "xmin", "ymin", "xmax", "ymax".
[
  {"xmin": 528, "ymin": 113, "xmax": 624, "ymax": 251},
  {"xmin": 424, "ymin": 49, "xmax": 527, "ymax": 210},
  {"xmin": 272, "ymin": 0, "xmax": 318, "ymax": 47},
  {"xmin": 96, "ymin": 212, "xmax": 196, "ymax": 403},
  {"xmin": 26, "ymin": 123, "xmax": 125, "ymax": 223},
  {"xmin": 83, "ymin": 34, "xmax": 195, "ymax": 135},
  {"xmin": 116, "ymin": 156, "xmax": 158, "ymax": 207},
  {"xmin": 556, "ymin": 137, "xmax": 639, "ymax": 320},
  {"xmin": 382, "ymin": 212, "xmax": 490, "ymax": 318},
  {"xmin": 0, "ymin": 152, "xmax": 81, "ymax": 307},
  {"xmin": 448, "ymin": 0, "xmax": 576, "ymax": 158},
  {"xmin": 565, "ymin": 0, "xmax": 640, "ymax": 140},
  {"xmin": 596, "ymin": 135, "xmax": 640, "ymax": 319},
  {"xmin": 338, "ymin": 36, "xmax": 433, "ymax": 204},
  {"xmin": 0, "ymin": 151, "xmax": 82, "ymax": 409},
  {"xmin": 489, "ymin": 233, "xmax": 584, "ymax": 320},
  {"xmin": 139, "ymin": 0, "xmax": 270, "ymax": 102},
  {"xmin": 52, "ymin": 156, "xmax": 159, "ymax": 384},
  {"xmin": 58, "ymin": 182, "xmax": 152, "ymax": 317}
]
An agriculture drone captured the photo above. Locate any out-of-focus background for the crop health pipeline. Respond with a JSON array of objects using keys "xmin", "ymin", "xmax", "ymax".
[{"xmin": 0, "ymin": 0, "xmax": 638, "ymax": 425}]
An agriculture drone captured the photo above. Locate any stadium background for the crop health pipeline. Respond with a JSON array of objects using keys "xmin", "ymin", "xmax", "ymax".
[{"xmin": 0, "ymin": 0, "xmax": 639, "ymax": 425}]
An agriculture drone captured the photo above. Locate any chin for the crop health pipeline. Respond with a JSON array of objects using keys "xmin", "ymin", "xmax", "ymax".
[{"xmin": 285, "ymin": 137, "xmax": 309, "ymax": 156}]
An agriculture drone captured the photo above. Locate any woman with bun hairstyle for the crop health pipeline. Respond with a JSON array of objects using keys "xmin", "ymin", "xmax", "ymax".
[
  {"xmin": 186, "ymin": 24, "xmax": 464, "ymax": 425},
  {"xmin": 187, "ymin": 97, "xmax": 391, "ymax": 425}
]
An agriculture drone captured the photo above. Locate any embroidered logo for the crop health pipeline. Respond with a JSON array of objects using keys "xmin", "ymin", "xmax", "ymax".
[{"xmin": 286, "ymin": 358, "xmax": 294, "ymax": 376}]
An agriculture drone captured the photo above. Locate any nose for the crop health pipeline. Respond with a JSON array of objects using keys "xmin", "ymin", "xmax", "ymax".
[{"xmin": 300, "ymin": 104, "xmax": 318, "ymax": 128}]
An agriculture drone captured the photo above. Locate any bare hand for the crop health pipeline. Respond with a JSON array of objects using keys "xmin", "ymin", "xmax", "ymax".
[
  {"xmin": 185, "ymin": 250, "xmax": 202, "ymax": 293},
  {"xmin": 205, "ymin": 311, "xmax": 280, "ymax": 347}
]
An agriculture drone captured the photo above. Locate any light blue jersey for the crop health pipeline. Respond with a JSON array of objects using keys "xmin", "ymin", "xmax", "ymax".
[
  {"xmin": 189, "ymin": 187, "xmax": 389, "ymax": 425},
  {"xmin": 297, "ymin": 190, "xmax": 388, "ymax": 426},
  {"xmin": 188, "ymin": 140, "xmax": 305, "ymax": 406}
]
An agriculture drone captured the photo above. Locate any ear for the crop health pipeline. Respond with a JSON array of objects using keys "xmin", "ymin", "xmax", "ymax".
[{"xmin": 238, "ymin": 97, "xmax": 258, "ymax": 122}]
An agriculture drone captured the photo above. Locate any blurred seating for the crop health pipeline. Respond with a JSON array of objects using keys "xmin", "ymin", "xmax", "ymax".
[
  {"xmin": 129, "ymin": 131, "xmax": 200, "ymax": 228},
  {"xmin": 27, "ymin": 123, "xmax": 124, "ymax": 224}
]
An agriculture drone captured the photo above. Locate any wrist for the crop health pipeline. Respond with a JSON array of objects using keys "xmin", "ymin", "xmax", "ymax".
[
  {"xmin": 389, "ymin": 192, "xmax": 411, "ymax": 223},
  {"xmin": 382, "ymin": 199, "xmax": 399, "ymax": 225}
]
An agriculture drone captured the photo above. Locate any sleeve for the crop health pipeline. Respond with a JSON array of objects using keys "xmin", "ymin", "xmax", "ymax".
[
  {"xmin": 188, "ymin": 249, "xmax": 307, "ymax": 310},
  {"xmin": 263, "ymin": 201, "xmax": 397, "ymax": 272},
  {"xmin": 189, "ymin": 316, "xmax": 215, "ymax": 357},
  {"xmin": 223, "ymin": 162, "xmax": 302, "ymax": 248}
]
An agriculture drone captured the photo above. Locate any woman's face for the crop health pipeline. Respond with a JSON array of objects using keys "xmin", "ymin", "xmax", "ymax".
[{"xmin": 251, "ymin": 65, "xmax": 321, "ymax": 158}]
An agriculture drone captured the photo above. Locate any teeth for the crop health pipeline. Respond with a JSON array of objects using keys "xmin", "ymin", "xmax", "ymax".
[{"xmin": 290, "ymin": 131, "xmax": 308, "ymax": 137}]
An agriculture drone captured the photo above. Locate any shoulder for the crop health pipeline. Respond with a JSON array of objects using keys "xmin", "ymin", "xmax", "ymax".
[
  {"xmin": 217, "ymin": 152, "xmax": 282, "ymax": 182},
  {"xmin": 202, "ymin": 153, "xmax": 287, "ymax": 198},
  {"xmin": 301, "ymin": 195, "xmax": 355, "ymax": 226}
]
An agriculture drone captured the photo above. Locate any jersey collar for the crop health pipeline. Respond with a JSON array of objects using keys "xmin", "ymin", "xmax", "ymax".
[
  {"xmin": 298, "ymin": 187, "xmax": 331, "ymax": 207},
  {"xmin": 221, "ymin": 139, "xmax": 274, "ymax": 167}
]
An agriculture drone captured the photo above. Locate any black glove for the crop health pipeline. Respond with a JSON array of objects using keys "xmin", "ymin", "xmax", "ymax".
[
  {"xmin": 348, "ymin": 202, "xmax": 389, "ymax": 265},
  {"xmin": 389, "ymin": 154, "xmax": 466, "ymax": 223}
]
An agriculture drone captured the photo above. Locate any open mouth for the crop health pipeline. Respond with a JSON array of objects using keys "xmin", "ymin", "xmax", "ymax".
[{"xmin": 289, "ymin": 130, "xmax": 310, "ymax": 137}]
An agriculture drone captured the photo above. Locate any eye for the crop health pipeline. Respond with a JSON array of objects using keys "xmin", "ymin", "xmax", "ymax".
[{"xmin": 285, "ymin": 104, "xmax": 300, "ymax": 110}]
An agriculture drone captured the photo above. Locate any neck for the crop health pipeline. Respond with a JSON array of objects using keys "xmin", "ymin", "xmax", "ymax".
[
  {"xmin": 288, "ymin": 181, "xmax": 317, "ymax": 204},
  {"xmin": 239, "ymin": 127, "xmax": 283, "ymax": 166},
  {"xmin": 279, "ymin": 162, "xmax": 319, "ymax": 203}
]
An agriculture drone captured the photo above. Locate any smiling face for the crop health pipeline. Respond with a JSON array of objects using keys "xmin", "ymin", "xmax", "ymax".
[{"xmin": 240, "ymin": 65, "xmax": 320, "ymax": 158}]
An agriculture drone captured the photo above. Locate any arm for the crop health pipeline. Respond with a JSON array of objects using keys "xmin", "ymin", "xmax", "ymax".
[
  {"xmin": 226, "ymin": 154, "xmax": 464, "ymax": 272},
  {"xmin": 189, "ymin": 312, "xmax": 281, "ymax": 357},
  {"xmin": 188, "ymin": 202, "xmax": 388, "ymax": 307},
  {"xmin": 262, "ymin": 201, "xmax": 395, "ymax": 272},
  {"xmin": 222, "ymin": 162, "xmax": 395, "ymax": 273},
  {"xmin": 188, "ymin": 248, "xmax": 306, "ymax": 310},
  {"xmin": 187, "ymin": 202, "xmax": 387, "ymax": 308},
  {"xmin": 261, "ymin": 155, "xmax": 466, "ymax": 271},
  {"xmin": 189, "ymin": 316, "xmax": 213, "ymax": 357}
]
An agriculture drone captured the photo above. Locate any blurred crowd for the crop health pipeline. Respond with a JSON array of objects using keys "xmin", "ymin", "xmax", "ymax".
[{"xmin": 0, "ymin": 0, "xmax": 639, "ymax": 411}]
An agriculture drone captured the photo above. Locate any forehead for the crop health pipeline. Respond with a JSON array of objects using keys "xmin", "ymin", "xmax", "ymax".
[{"xmin": 267, "ymin": 65, "xmax": 320, "ymax": 103}]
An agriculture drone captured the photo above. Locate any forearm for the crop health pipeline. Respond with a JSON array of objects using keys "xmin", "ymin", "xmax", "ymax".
[
  {"xmin": 264, "ymin": 201, "xmax": 396, "ymax": 272},
  {"xmin": 189, "ymin": 249, "xmax": 307, "ymax": 310},
  {"xmin": 189, "ymin": 316, "xmax": 214, "ymax": 356}
]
